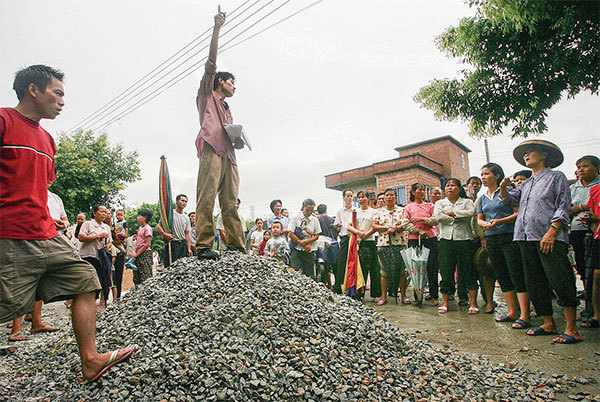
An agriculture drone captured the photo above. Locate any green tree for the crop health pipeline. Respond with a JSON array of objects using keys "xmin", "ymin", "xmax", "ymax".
[
  {"xmin": 125, "ymin": 202, "xmax": 165, "ymax": 256},
  {"xmin": 50, "ymin": 130, "xmax": 141, "ymax": 219},
  {"xmin": 414, "ymin": 0, "xmax": 600, "ymax": 138}
]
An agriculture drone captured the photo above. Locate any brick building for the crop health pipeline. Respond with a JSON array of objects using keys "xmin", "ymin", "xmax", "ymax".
[{"xmin": 324, "ymin": 135, "xmax": 471, "ymax": 205}]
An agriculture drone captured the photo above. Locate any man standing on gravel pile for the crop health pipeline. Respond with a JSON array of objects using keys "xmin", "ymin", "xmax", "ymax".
[
  {"xmin": 194, "ymin": 6, "xmax": 246, "ymax": 259},
  {"xmin": 0, "ymin": 65, "xmax": 136, "ymax": 381}
]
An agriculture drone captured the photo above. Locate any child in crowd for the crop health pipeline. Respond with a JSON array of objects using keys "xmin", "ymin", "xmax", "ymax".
[
  {"xmin": 250, "ymin": 218, "xmax": 265, "ymax": 255},
  {"xmin": 114, "ymin": 209, "xmax": 128, "ymax": 244},
  {"xmin": 128, "ymin": 209, "xmax": 154, "ymax": 287},
  {"xmin": 258, "ymin": 230, "xmax": 271, "ymax": 256},
  {"xmin": 265, "ymin": 221, "xmax": 289, "ymax": 263}
]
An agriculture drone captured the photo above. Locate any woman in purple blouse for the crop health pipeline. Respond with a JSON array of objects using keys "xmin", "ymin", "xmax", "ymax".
[{"xmin": 500, "ymin": 139, "xmax": 582, "ymax": 344}]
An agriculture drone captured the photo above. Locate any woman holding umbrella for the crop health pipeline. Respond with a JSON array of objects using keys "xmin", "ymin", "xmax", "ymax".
[
  {"xmin": 501, "ymin": 139, "xmax": 582, "ymax": 344},
  {"xmin": 372, "ymin": 188, "xmax": 410, "ymax": 305}
]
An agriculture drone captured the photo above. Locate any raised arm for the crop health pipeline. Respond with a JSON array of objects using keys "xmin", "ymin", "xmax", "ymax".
[{"xmin": 209, "ymin": 7, "xmax": 226, "ymax": 65}]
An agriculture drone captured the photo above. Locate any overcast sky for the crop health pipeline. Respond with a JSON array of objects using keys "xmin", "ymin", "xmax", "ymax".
[{"xmin": 2, "ymin": 0, "xmax": 599, "ymax": 220}]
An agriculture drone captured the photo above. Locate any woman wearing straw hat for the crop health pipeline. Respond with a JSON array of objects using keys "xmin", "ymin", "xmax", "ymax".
[{"xmin": 500, "ymin": 139, "xmax": 582, "ymax": 344}]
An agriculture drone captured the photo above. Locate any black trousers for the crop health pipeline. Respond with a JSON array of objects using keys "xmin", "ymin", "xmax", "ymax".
[
  {"xmin": 113, "ymin": 252, "xmax": 125, "ymax": 299},
  {"xmin": 358, "ymin": 240, "xmax": 381, "ymax": 298},
  {"xmin": 518, "ymin": 241, "xmax": 578, "ymax": 316},
  {"xmin": 333, "ymin": 236, "xmax": 349, "ymax": 294},
  {"xmin": 485, "ymin": 233, "xmax": 526, "ymax": 293},
  {"xmin": 290, "ymin": 249, "xmax": 316, "ymax": 279},
  {"xmin": 163, "ymin": 240, "xmax": 188, "ymax": 267}
]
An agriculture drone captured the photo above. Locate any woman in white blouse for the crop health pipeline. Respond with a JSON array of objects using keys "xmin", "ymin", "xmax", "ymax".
[{"xmin": 433, "ymin": 179, "xmax": 478, "ymax": 314}]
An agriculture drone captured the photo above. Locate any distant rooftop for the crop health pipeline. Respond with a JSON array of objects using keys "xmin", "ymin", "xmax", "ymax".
[{"xmin": 394, "ymin": 135, "xmax": 471, "ymax": 153}]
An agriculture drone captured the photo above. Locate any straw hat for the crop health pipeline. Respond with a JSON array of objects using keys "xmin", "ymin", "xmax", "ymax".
[{"xmin": 513, "ymin": 139, "xmax": 564, "ymax": 168}]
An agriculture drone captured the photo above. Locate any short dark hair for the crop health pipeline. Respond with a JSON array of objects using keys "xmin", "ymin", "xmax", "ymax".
[
  {"xmin": 302, "ymin": 198, "xmax": 316, "ymax": 208},
  {"xmin": 214, "ymin": 72, "xmax": 235, "ymax": 91},
  {"xmin": 138, "ymin": 208, "xmax": 153, "ymax": 223},
  {"xmin": 409, "ymin": 183, "xmax": 426, "ymax": 202},
  {"xmin": 188, "ymin": 212, "xmax": 195, "ymax": 217},
  {"xmin": 513, "ymin": 170, "xmax": 532, "ymax": 180},
  {"xmin": 116, "ymin": 209, "xmax": 125, "ymax": 214},
  {"xmin": 445, "ymin": 178, "xmax": 468, "ymax": 199},
  {"xmin": 576, "ymin": 155, "xmax": 600, "ymax": 169},
  {"xmin": 255, "ymin": 218, "xmax": 263, "ymax": 224},
  {"xmin": 481, "ymin": 163, "xmax": 505, "ymax": 186},
  {"xmin": 13, "ymin": 65, "xmax": 64, "ymax": 101},
  {"xmin": 342, "ymin": 189, "xmax": 353, "ymax": 197},
  {"xmin": 356, "ymin": 190, "xmax": 367, "ymax": 199},
  {"xmin": 92, "ymin": 205, "xmax": 104, "ymax": 213},
  {"xmin": 316, "ymin": 204, "xmax": 327, "ymax": 214},
  {"xmin": 269, "ymin": 199, "xmax": 282, "ymax": 212},
  {"xmin": 271, "ymin": 221, "xmax": 283, "ymax": 229},
  {"xmin": 376, "ymin": 192, "xmax": 385, "ymax": 200},
  {"xmin": 176, "ymin": 194, "xmax": 187, "ymax": 201},
  {"xmin": 467, "ymin": 176, "xmax": 482, "ymax": 186}
]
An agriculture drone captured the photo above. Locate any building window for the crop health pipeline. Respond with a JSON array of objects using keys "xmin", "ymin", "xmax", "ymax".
[
  {"xmin": 390, "ymin": 186, "xmax": 407, "ymax": 206},
  {"xmin": 461, "ymin": 153, "xmax": 466, "ymax": 169}
]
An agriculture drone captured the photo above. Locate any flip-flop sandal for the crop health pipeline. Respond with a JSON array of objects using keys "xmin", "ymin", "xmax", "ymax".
[
  {"xmin": 8, "ymin": 332, "xmax": 26, "ymax": 342},
  {"xmin": 31, "ymin": 325, "xmax": 59, "ymax": 333},
  {"xmin": 468, "ymin": 307, "xmax": 479, "ymax": 314},
  {"xmin": 511, "ymin": 319, "xmax": 531, "ymax": 329},
  {"xmin": 552, "ymin": 333, "xmax": 583, "ymax": 344},
  {"xmin": 437, "ymin": 306, "xmax": 448, "ymax": 313},
  {"xmin": 402, "ymin": 298, "xmax": 411, "ymax": 305},
  {"xmin": 581, "ymin": 319, "xmax": 599, "ymax": 328},
  {"xmin": 376, "ymin": 299, "xmax": 388, "ymax": 306},
  {"xmin": 483, "ymin": 306, "xmax": 495, "ymax": 314},
  {"xmin": 495, "ymin": 315, "xmax": 516, "ymax": 323},
  {"xmin": 527, "ymin": 327, "xmax": 557, "ymax": 336},
  {"xmin": 88, "ymin": 344, "xmax": 137, "ymax": 383}
]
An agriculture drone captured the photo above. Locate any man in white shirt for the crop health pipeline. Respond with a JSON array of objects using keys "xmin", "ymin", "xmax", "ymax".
[
  {"xmin": 333, "ymin": 190, "xmax": 354, "ymax": 294},
  {"xmin": 287, "ymin": 199, "xmax": 322, "ymax": 278},
  {"xmin": 156, "ymin": 194, "xmax": 192, "ymax": 267}
]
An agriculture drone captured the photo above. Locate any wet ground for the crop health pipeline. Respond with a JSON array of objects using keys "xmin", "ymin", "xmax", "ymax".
[
  {"xmin": 2, "ymin": 284, "xmax": 599, "ymax": 400},
  {"xmin": 369, "ymin": 290, "xmax": 600, "ymax": 400}
]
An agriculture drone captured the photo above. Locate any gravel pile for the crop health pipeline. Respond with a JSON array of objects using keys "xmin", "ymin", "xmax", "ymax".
[{"xmin": 0, "ymin": 252, "xmax": 570, "ymax": 400}]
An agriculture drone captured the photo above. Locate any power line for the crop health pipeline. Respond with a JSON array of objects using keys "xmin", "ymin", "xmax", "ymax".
[
  {"xmin": 67, "ymin": 0, "xmax": 255, "ymax": 134},
  {"xmin": 95, "ymin": 0, "xmax": 322, "ymax": 132},
  {"xmin": 79, "ymin": 0, "xmax": 271, "ymax": 133}
]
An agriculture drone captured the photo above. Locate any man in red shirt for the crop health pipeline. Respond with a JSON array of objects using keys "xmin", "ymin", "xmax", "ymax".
[
  {"xmin": 194, "ymin": 7, "xmax": 246, "ymax": 259},
  {"xmin": 0, "ymin": 65, "xmax": 135, "ymax": 381}
]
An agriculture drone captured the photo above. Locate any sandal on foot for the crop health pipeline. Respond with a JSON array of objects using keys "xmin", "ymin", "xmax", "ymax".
[
  {"xmin": 581, "ymin": 319, "xmax": 599, "ymax": 328},
  {"xmin": 402, "ymin": 298, "xmax": 411, "ymax": 305},
  {"xmin": 511, "ymin": 319, "xmax": 531, "ymax": 329},
  {"xmin": 88, "ymin": 344, "xmax": 137, "ymax": 382},
  {"xmin": 495, "ymin": 315, "xmax": 516, "ymax": 323},
  {"xmin": 437, "ymin": 306, "xmax": 448, "ymax": 313},
  {"xmin": 376, "ymin": 299, "xmax": 388, "ymax": 306},
  {"xmin": 468, "ymin": 307, "xmax": 479, "ymax": 314},
  {"xmin": 527, "ymin": 327, "xmax": 557, "ymax": 336},
  {"xmin": 552, "ymin": 333, "xmax": 583, "ymax": 344},
  {"xmin": 8, "ymin": 332, "xmax": 26, "ymax": 342}
]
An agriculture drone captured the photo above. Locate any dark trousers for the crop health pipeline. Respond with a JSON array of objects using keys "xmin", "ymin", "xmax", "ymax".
[
  {"xmin": 358, "ymin": 240, "xmax": 381, "ymax": 298},
  {"xmin": 440, "ymin": 239, "xmax": 477, "ymax": 295},
  {"xmin": 290, "ymin": 249, "xmax": 316, "ymax": 279},
  {"xmin": 486, "ymin": 233, "xmax": 526, "ymax": 293},
  {"xmin": 518, "ymin": 241, "xmax": 578, "ymax": 316},
  {"xmin": 113, "ymin": 252, "xmax": 125, "ymax": 299},
  {"xmin": 458, "ymin": 238, "xmax": 486, "ymax": 301},
  {"xmin": 83, "ymin": 256, "xmax": 109, "ymax": 303},
  {"xmin": 570, "ymin": 230, "xmax": 587, "ymax": 280},
  {"xmin": 334, "ymin": 236, "xmax": 350, "ymax": 294},
  {"xmin": 408, "ymin": 237, "xmax": 439, "ymax": 299},
  {"xmin": 163, "ymin": 240, "xmax": 188, "ymax": 268}
]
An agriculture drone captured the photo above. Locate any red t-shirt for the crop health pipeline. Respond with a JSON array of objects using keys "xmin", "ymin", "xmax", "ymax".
[
  {"xmin": 587, "ymin": 184, "xmax": 600, "ymax": 240},
  {"xmin": 0, "ymin": 107, "xmax": 58, "ymax": 240}
]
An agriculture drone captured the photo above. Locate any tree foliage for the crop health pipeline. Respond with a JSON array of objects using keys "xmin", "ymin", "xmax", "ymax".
[
  {"xmin": 414, "ymin": 0, "xmax": 600, "ymax": 138},
  {"xmin": 125, "ymin": 202, "xmax": 165, "ymax": 255},
  {"xmin": 50, "ymin": 130, "xmax": 141, "ymax": 219}
]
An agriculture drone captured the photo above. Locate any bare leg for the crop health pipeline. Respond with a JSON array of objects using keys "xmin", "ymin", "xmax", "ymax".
[
  {"xmin": 9, "ymin": 316, "xmax": 25, "ymax": 341},
  {"xmin": 441, "ymin": 294, "xmax": 449, "ymax": 309},
  {"xmin": 72, "ymin": 291, "xmax": 132, "ymax": 380},
  {"xmin": 516, "ymin": 292, "xmax": 531, "ymax": 322},
  {"xmin": 399, "ymin": 276, "xmax": 408, "ymax": 301},
  {"xmin": 380, "ymin": 277, "xmax": 389, "ymax": 302},
  {"xmin": 484, "ymin": 277, "xmax": 495, "ymax": 311},
  {"xmin": 469, "ymin": 289, "xmax": 478, "ymax": 309},
  {"xmin": 501, "ymin": 291, "xmax": 519, "ymax": 319},
  {"xmin": 552, "ymin": 306, "xmax": 582, "ymax": 342},
  {"xmin": 528, "ymin": 315, "xmax": 556, "ymax": 334},
  {"xmin": 30, "ymin": 300, "xmax": 59, "ymax": 332}
]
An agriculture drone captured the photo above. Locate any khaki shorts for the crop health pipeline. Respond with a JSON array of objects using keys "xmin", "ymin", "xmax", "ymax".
[{"xmin": 0, "ymin": 236, "xmax": 101, "ymax": 323}]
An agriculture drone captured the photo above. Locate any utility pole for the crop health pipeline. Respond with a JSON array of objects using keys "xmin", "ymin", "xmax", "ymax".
[{"xmin": 484, "ymin": 139, "xmax": 490, "ymax": 163}]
